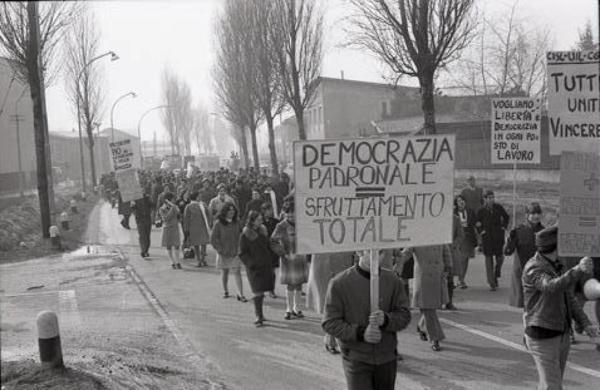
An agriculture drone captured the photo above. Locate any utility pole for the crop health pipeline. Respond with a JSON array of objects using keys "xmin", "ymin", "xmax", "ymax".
[
  {"xmin": 27, "ymin": 2, "xmax": 54, "ymax": 237},
  {"xmin": 11, "ymin": 114, "xmax": 25, "ymax": 197}
]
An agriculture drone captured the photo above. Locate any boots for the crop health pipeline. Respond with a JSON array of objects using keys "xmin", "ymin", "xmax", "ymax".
[{"xmin": 253, "ymin": 295, "xmax": 265, "ymax": 327}]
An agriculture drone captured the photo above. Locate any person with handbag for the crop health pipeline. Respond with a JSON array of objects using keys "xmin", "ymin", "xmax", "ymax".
[
  {"xmin": 270, "ymin": 197, "xmax": 308, "ymax": 320},
  {"xmin": 183, "ymin": 191, "xmax": 212, "ymax": 267}
]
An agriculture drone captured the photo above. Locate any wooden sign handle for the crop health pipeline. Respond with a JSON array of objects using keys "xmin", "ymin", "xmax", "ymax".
[{"xmin": 370, "ymin": 249, "xmax": 379, "ymax": 311}]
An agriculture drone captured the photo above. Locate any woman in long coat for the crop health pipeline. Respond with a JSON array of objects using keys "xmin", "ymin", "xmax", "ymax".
[
  {"xmin": 160, "ymin": 192, "xmax": 181, "ymax": 269},
  {"xmin": 183, "ymin": 191, "xmax": 212, "ymax": 267},
  {"xmin": 308, "ymin": 251, "xmax": 356, "ymax": 353},
  {"xmin": 454, "ymin": 195, "xmax": 478, "ymax": 289},
  {"xmin": 210, "ymin": 202, "xmax": 246, "ymax": 301},
  {"xmin": 270, "ymin": 199, "xmax": 309, "ymax": 320},
  {"xmin": 504, "ymin": 202, "xmax": 544, "ymax": 308},
  {"xmin": 401, "ymin": 244, "xmax": 452, "ymax": 351},
  {"xmin": 239, "ymin": 211, "xmax": 277, "ymax": 327}
]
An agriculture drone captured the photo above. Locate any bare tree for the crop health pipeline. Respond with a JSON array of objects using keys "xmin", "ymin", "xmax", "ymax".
[
  {"xmin": 348, "ymin": 0, "xmax": 476, "ymax": 134},
  {"xmin": 192, "ymin": 104, "xmax": 213, "ymax": 155},
  {"xmin": 271, "ymin": 0, "xmax": 323, "ymax": 140},
  {"xmin": 160, "ymin": 68, "xmax": 194, "ymax": 157},
  {"xmin": 0, "ymin": 2, "xmax": 80, "ymax": 237},
  {"xmin": 213, "ymin": 0, "xmax": 263, "ymax": 170},
  {"xmin": 249, "ymin": 0, "xmax": 285, "ymax": 173},
  {"xmin": 444, "ymin": 2, "xmax": 550, "ymax": 98},
  {"xmin": 64, "ymin": 6, "xmax": 105, "ymax": 187},
  {"xmin": 575, "ymin": 20, "xmax": 598, "ymax": 51}
]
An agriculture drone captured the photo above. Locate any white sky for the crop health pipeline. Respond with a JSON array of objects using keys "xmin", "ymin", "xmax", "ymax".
[{"xmin": 45, "ymin": 0, "xmax": 599, "ymax": 143}]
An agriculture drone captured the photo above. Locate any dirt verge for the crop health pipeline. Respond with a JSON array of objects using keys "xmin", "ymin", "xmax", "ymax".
[{"xmin": 0, "ymin": 190, "xmax": 98, "ymax": 264}]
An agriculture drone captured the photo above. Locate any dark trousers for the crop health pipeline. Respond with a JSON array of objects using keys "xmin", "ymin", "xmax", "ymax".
[
  {"xmin": 485, "ymin": 254, "xmax": 504, "ymax": 287},
  {"xmin": 447, "ymin": 275, "xmax": 454, "ymax": 304},
  {"xmin": 342, "ymin": 357, "xmax": 397, "ymax": 390},
  {"xmin": 137, "ymin": 221, "xmax": 151, "ymax": 254}
]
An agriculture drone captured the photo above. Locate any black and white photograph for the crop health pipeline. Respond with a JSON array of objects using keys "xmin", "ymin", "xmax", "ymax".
[{"xmin": 0, "ymin": 0, "xmax": 599, "ymax": 389}]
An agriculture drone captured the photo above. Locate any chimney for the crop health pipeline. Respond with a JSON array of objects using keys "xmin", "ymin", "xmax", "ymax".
[{"xmin": 340, "ymin": 70, "xmax": 344, "ymax": 80}]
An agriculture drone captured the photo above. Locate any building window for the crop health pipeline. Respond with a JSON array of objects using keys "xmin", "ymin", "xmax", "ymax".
[{"xmin": 381, "ymin": 101, "xmax": 388, "ymax": 117}]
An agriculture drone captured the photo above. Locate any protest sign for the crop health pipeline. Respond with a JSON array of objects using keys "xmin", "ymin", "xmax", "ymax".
[
  {"xmin": 115, "ymin": 168, "xmax": 143, "ymax": 202},
  {"xmin": 293, "ymin": 135, "xmax": 455, "ymax": 254},
  {"xmin": 547, "ymin": 50, "xmax": 600, "ymax": 155},
  {"xmin": 109, "ymin": 139, "xmax": 139, "ymax": 172},
  {"xmin": 491, "ymin": 98, "xmax": 541, "ymax": 164},
  {"xmin": 559, "ymin": 152, "xmax": 600, "ymax": 257}
]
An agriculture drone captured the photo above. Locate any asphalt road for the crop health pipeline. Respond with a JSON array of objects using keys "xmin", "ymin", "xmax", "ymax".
[
  {"xmin": 2, "ymin": 201, "xmax": 599, "ymax": 390},
  {"xmin": 103, "ymin": 202, "xmax": 599, "ymax": 390}
]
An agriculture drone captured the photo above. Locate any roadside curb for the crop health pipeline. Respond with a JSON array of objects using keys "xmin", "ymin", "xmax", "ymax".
[{"xmin": 115, "ymin": 249, "xmax": 232, "ymax": 390}]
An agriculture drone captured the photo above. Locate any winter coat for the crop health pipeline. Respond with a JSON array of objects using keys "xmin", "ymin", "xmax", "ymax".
[
  {"xmin": 402, "ymin": 245, "xmax": 451, "ymax": 309},
  {"xmin": 239, "ymin": 226, "xmax": 277, "ymax": 293},
  {"xmin": 522, "ymin": 253, "xmax": 591, "ymax": 333},
  {"xmin": 455, "ymin": 208, "xmax": 477, "ymax": 257},
  {"xmin": 476, "ymin": 203, "xmax": 510, "ymax": 256},
  {"xmin": 210, "ymin": 219, "xmax": 241, "ymax": 258},
  {"xmin": 307, "ymin": 252, "xmax": 356, "ymax": 314},
  {"xmin": 132, "ymin": 196, "xmax": 153, "ymax": 226},
  {"xmin": 460, "ymin": 186, "xmax": 484, "ymax": 213},
  {"xmin": 117, "ymin": 192, "xmax": 131, "ymax": 216},
  {"xmin": 450, "ymin": 214, "xmax": 465, "ymax": 276},
  {"xmin": 270, "ymin": 219, "xmax": 308, "ymax": 285},
  {"xmin": 504, "ymin": 221, "xmax": 544, "ymax": 307},
  {"xmin": 183, "ymin": 201, "xmax": 211, "ymax": 246},
  {"xmin": 160, "ymin": 203, "xmax": 181, "ymax": 247}
]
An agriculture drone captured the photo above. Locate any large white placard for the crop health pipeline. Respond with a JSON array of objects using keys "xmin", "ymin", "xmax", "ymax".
[
  {"xmin": 293, "ymin": 135, "xmax": 455, "ymax": 254},
  {"xmin": 491, "ymin": 98, "xmax": 541, "ymax": 164},
  {"xmin": 109, "ymin": 139, "xmax": 139, "ymax": 172},
  {"xmin": 559, "ymin": 152, "xmax": 600, "ymax": 257},
  {"xmin": 547, "ymin": 50, "xmax": 600, "ymax": 155}
]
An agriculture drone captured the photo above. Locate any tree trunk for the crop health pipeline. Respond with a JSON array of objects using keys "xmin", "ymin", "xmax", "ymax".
[
  {"xmin": 239, "ymin": 125, "xmax": 250, "ymax": 170},
  {"xmin": 295, "ymin": 105, "xmax": 306, "ymax": 140},
  {"xmin": 266, "ymin": 115, "xmax": 279, "ymax": 174},
  {"xmin": 86, "ymin": 120, "xmax": 97, "ymax": 187},
  {"xmin": 420, "ymin": 70, "xmax": 436, "ymax": 135},
  {"xmin": 27, "ymin": 2, "xmax": 52, "ymax": 237},
  {"xmin": 249, "ymin": 124, "xmax": 260, "ymax": 171}
]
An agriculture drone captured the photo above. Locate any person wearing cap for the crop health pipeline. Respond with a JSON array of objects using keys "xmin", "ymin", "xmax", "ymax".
[
  {"xmin": 504, "ymin": 202, "xmax": 545, "ymax": 307},
  {"xmin": 475, "ymin": 190, "xmax": 510, "ymax": 291},
  {"xmin": 522, "ymin": 225, "xmax": 597, "ymax": 389}
]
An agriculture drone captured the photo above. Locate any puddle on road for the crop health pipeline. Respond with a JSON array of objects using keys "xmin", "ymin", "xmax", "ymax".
[{"xmin": 62, "ymin": 245, "xmax": 120, "ymax": 261}]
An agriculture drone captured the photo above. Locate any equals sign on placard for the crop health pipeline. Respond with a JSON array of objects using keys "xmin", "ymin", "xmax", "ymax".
[
  {"xmin": 578, "ymin": 216, "xmax": 597, "ymax": 228},
  {"xmin": 355, "ymin": 187, "xmax": 385, "ymax": 198}
]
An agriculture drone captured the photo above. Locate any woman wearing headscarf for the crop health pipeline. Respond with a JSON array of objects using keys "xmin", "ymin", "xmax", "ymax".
[
  {"xmin": 239, "ymin": 211, "xmax": 277, "ymax": 327},
  {"xmin": 401, "ymin": 244, "xmax": 452, "ymax": 351},
  {"xmin": 210, "ymin": 202, "xmax": 246, "ymax": 301}
]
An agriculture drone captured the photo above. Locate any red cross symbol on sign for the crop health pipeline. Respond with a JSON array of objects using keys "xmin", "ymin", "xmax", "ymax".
[{"xmin": 584, "ymin": 173, "xmax": 599, "ymax": 191}]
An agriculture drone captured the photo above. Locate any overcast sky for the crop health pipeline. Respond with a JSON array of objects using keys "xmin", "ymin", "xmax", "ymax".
[{"xmin": 45, "ymin": 0, "xmax": 599, "ymax": 143}]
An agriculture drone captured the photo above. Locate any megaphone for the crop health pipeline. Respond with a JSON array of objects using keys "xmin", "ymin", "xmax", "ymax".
[{"xmin": 583, "ymin": 278, "xmax": 600, "ymax": 300}]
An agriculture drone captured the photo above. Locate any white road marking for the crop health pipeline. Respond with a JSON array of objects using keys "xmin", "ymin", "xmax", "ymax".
[{"xmin": 440, "ymin": 317, "xmax": 600, "ymax": 379}]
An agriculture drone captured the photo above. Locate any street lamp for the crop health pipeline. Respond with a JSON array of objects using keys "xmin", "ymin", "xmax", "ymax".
[
  {"xmin": 110, "ymin": 91, "xmax": 137, "ymax": 142},
  {"xmin": 76, "ymin": 50, "xmax": 118, "ymax": 192},
  {"xmin": 137, "ymin": 105, "xmax": 171, "ymax": 169}
]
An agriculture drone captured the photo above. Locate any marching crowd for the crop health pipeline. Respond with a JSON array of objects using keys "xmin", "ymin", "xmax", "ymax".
[{"xmin": 99, "ymin": 168, "xmax": 599, "ymax": 390}]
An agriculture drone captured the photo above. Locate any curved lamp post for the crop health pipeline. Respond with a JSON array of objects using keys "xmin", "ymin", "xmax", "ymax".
[
  {"xmin": 137, "ymin": 105, "xmax": 171, "ymax": 168},
  {"xmin": 76, "ymin": 51, "xmax": 118, "ymax": 191},
  {"xmin": 110, "ymin": 91, "xmax": 137, "ymax": 142}
]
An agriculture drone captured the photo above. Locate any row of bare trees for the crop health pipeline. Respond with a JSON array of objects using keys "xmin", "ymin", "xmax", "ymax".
[
  {"xmin": 213, "ymin": 0, "xmax": 323, "ymax": 173},
  {"xmin": 160, "ymin": 67, "xmax": 215, "ymax": 158}
]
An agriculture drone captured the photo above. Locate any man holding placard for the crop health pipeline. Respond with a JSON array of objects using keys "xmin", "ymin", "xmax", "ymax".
[{"xmin": 322, "ymin": 250, "xmax": 411, "ymax": 390}]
